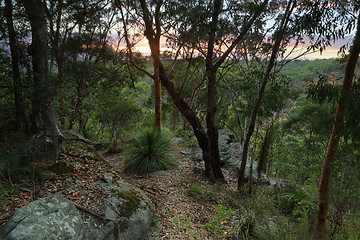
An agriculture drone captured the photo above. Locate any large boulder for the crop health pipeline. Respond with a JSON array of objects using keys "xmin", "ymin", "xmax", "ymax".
[
  {"xmin": 0, "ymin": 181, "xmax": 161, "ymax": 240},
  {"xmin": 85, "ymin": 181, "xmax": 161, "ymax": 240},
  {"xmin": 0, "ymin": 194, "xmax": 85, "ymax": 240}
]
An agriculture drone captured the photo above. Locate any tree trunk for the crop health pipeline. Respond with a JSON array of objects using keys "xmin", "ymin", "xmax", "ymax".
[
  {"xmin": 21, "ymin": 0, "xmax": 62, "ymax": 165},
  {"xmin": 204, "ymin": 0, "xmax": 224, "ymax": 180},
  {"xmin": 69, "ymin": 74, "xmax": 86, "ymax": 130},
  {"xmin": 257, "ymin": 122, "xmax": 274, "ymax": 179},
  {"xmin": 238, "ymin": 0, "xmax": 294, "ymax": 189},
  {"xmin": 58, "ymin": 59, "xmax": 66, "ymax": 128},
  {"xmin": 314, "ymin": 13, "xmax": 360, "ymax": 237},
  {"xmin": 136, "ymin": 0, "xmax": 268, "ymax": 181},
  {"xmin": 49, "ymin": 0, "xmax": 66, "ymax": 128},
  {"xmin": 154, "ymin": 63, "xmax": 162, "ymax": 131},
  {"xmin": 5, "ymin": 0, "xmax": 27, "ymax": 131}
]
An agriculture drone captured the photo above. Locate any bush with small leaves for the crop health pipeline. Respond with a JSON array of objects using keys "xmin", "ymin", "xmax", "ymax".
[{"xmin": 124, "ymin": 128, "xmax": 176, "ymax": 174}]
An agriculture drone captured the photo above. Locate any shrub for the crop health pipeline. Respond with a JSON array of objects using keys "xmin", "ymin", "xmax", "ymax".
[
  {"xmin": 272, "ymin": 183, "xmax": 316, "ymax": 220},
  {"xmin": 188, "ymin": 183, "xmax": 202, "ymax": 197},
  {"xmin": 234, "ymin": 207, "xmax": 257, "ymax": 239},
  {"xmin": 124, "ymin": 128, "xmax": 176, "ymax": 174},
  {"xmin": 205, "ymin": 204, "xmax": 236, "ymax": 239}
]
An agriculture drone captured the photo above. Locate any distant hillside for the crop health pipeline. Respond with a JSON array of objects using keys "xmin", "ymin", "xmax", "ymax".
[{"xmin": 279, "ymin": 58, "xmax": 347, "ymax": 84}]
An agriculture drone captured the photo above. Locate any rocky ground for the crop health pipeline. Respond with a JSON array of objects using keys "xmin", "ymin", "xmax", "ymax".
[
  {"xmin": 108, "ymin": 148, "xmax": 240, "ymax": 239},
  {"xmin": 0, "ymin": 133, "xmax": 251, "ymax": 239}
]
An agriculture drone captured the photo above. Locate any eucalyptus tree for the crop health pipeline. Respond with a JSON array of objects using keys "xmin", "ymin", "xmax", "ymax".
[
  {"xmin": 235, "ymin": 0, "xmax": 360, "ymax": 188},
  {"xmin": 117, "ymin": 0, "xmax": 269, "ymax": 181},
  {"xmin": 20, "ymin": 0, "xmax": 63, "ymax": 164},
  {"xmin": 4, "ymin": 0, "xmax": 27, "ymax": 131},
  {"xmin": 45, "ymin": 0, "xmax": 118, "ymax": 131},
  {"xmin": 313, "ymin": 11, "xmax": 360, "ymax": 237}
]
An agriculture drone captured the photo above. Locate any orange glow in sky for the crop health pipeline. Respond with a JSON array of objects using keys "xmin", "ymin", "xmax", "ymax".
[{"xmin": 123, "ymin": 36, "xmax": 352, "ymax": 59}]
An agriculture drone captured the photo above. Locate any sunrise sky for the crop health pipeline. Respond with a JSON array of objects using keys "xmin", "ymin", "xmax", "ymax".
[{"xmin": 126, "ymin": 36, "xmax": 354, "ymax": 60}]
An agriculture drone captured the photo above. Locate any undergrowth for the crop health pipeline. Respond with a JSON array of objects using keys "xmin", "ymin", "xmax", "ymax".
[{"xmin": 124, "ymin": 127, "xmax": 176, "ymax": 174}]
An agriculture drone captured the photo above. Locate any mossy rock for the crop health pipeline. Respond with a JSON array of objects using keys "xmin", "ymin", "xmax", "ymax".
[
  {"xmin": 85, "ymin": 181, "xmax": 161, "ymax": 240},
  {"xmin": 114, "ymin": 188, "xmax": 142, "ymax": 218}
]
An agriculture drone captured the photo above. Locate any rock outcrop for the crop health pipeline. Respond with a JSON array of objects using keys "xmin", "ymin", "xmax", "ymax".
[
  {"xmin": 0, "ymin": 181, "xmax": 161, "ymax": 240},
  {"xmin": 0, "ymin": 194, "xmax": 85, "ymax": 240},
  {"xmin": 84, "ymin": 181, "xmax": 161, "ymax": 240},
  {"xmin": 185, "ymin": 131, "xmax": 270, "ymax": 184}
]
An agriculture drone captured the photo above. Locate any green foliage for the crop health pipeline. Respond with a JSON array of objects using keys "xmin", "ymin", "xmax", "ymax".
[
  {"xmin": 0, "ymin": 48, "xmax": 19, "ymax": 134},
  {"xmin": 272, "ymin": 183, "xmax": 316, "ymax": 221},
  {"xmin": 93, "ymin": 85, "xmax": 144, "ymax": 144},
  {"xmin": 124, "ymin": 128, "xmax": 176, "ymax": 174},
  {"xmin": 269, "ymin": 98, "xmax": 334, "ymax": 183},
  {"xmin": 306, "ymin": 76, "xmax": 360, "ymax": 144},
  {"xmin": 187, "ymin": 183, "xmax": 202, "ymax": 197},
  {"xmin": 205, "ymin": 204, "xmax": 236, "ymax": 239},
  {"xmin": 234, "ymin": 207, "xmax": 257, "ymax": 239},
  {"xmin": 172, "ymin": 215, "xmax": 202, "ymax": 240},
  {"xmin": 174, "ymin": 129, "xmax": 198, "ymax": 148},
  {"xmin": 0, "ymin": 133, "xmax": 25, "ymax": 197},
  {"xmin": 280, "ymin": 59, "xmax": 346, "ymax": 86}
]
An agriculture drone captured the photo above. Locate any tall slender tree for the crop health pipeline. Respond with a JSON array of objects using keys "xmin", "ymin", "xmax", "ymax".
[
  {"xmin": 4, "ymin": 0, "xmax": 26, "ymax": 131},
  {"xmin": 20, "ymin": 0, "xmax": 62, "ymax": 164},
  {"xmin": 118, "ymin": 0, "xmax": 268, "ymax": 181},
  {"xmin": 314, "ymin": 11, "xmax": 360, "ymax": 237},
  {"xmin": 238, "ymin": 0, "xmax": 296, "ymax": 188}
]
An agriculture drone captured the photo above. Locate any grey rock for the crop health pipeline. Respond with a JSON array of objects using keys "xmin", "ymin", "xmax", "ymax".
[
  {"xmin": 0, "ymin": 194, "xmax": 85, "ymax": 240},
  {"xmin": 234, "ymin": 158, "xmax": 270, "ymax": 184},
  {"xmin": 220, "ymin": 153, "xmax": 231, "ymax": 162},
  {"xmin": 269, "ymin": 177, "xmax": 288, "ymax": 187},
  {"xmin": 179, "ymin": 149, "xmax": 195, "ymax": 155},
  {"xmin": 1, "ymin": 181, "xmax": 161, "ymax": 240},
  {"xmin": 228, "ymin": 142, "xmax": 242, "ymax": 154},
  {"xmin": 102, "ymin": 172, "xmax": 114, "ymax": 183},
  {"xmin": 219, "ymin": 134, "xmax": 231, "ymax": 144},
  {"xmin": 218, "ymin": 135, "xmax": 230, "ymax": 152},
  {"xmin": 191, "ymin": 153, "xmax": 203, "ymax": 162},
  {"xmin": 150, "ymin": 170, "xmax": 173, "ymax": 177},
  {"xmin": 85, "ymin": 181, "xmax": 161, "ymax": 240},
  {"xmin": 172, "ymin": 137, "xmax": 184, "ymax": 145},
  {"xmin": 224, "ymin": 157, "xmax": 240, "ymax": 167}
]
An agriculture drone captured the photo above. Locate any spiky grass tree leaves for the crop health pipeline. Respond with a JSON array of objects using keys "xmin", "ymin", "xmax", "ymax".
[{"xmin": 124, "ymin": 128, "xmax": 176, "ymax": 174}]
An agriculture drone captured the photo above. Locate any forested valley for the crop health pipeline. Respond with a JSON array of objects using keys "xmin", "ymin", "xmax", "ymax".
[{"xmin": 0, "ymin": 0, "xmax": 360, "ymax": 239}]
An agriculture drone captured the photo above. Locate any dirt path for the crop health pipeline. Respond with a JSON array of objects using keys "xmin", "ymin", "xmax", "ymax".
[{"xmin": 105, "ymin": 149, "xmax": 239, "ymax": 239}]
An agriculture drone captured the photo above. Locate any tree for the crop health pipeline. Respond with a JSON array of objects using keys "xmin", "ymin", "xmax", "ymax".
[
  {"xmin": 314, "ymin": 11, "xmax": 360, "ymax": 237},
  {"xmin": 45, "ymin": 0, "xmax": 117, "ymax": 130},
  {"xmin": 118, "ymin": 0, "xmax": 268, "ymax": 181},
  {"xmin": 4, "ymin": 0, "xmax": 27, "ymax": 131},
  {"xmin": 20, "ymin": 0, "xmax": 62, "ymax": 165},
  {"xmin": 236, "ymin": 0, "xmax": 359, "ymax": 188},
  {"xmin": 237, "ymin": 0, "xmax": 296, "ymax": 188}
]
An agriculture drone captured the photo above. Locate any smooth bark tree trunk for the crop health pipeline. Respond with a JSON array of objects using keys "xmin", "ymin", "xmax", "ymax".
[
  {"xmin": 154, "ymin": 65, "xmax": 162, "ymax": 131},
  {"xmin": 139, "ymin": 0, "xmax": 221, "ymax": 180},
  {"xmin": 21, "ymin": 0, "xmax": 62, "ymax": 165},
  {"xmin": 205, "ymin": 0, "xmax": 224, "ymax": 180},
  {"xmin": 57, "ymin": 59, "xmax": 66, "ymax": 128},
  {"xmin": 238, "ymin": 0, "xmax": 295, "ymax": 188},
  {"xmin": 137, "ymin": 0, "xmax": 267, "ymax": 181},
  {"xmin": 48, "ymin": 0, "xmax": 66, "ymax": 128},
  {"xmin": 69, "ymin": 74, "xmax": 86, "ymax": 130},
  {"xmin": 314, "ymin": 13, "xmax": 360, "ymax": 237},
  {"xmin": 257, "ymin": 122, "xmax": 274, "ymax": 179},
  {"xmin": 5, "ymin": 0, "xmax": 27, "ymax": 131}
]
